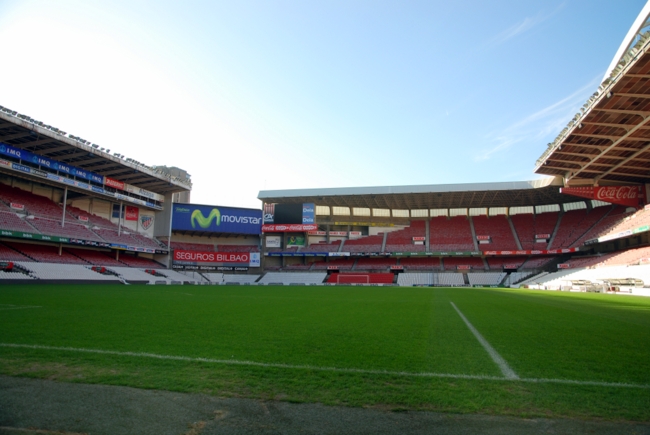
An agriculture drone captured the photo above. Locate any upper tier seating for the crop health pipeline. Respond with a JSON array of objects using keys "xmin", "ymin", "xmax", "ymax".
[
  {"xmin": 28, "ymin": 217, "xmax": 103, "ymax": 241},
  {"xmin": 443, "ymin": 257, "xmax": 484, "ymax": 271},
  {"xmin": 344, "ymin": 234, "xmax": 384, "ymax": 253},
  {"xmin": 0, "ymin": 242, "xmax": 33, "ymax": 262},
  {"xmin": 0, "ymin": 211, "xmax": 38, "ymax": 233},
  {"xmin": 384, "ymin": 221, "xmax": 426, "ymax": 252},
  {"xmin": 600, "ymin": 206, "xmax": 650, "ymax": 237},
  {"xmin": 551, "ymin": 207, "xmax": 610, "ymax": 249},
  {"xmin": 511, "ymin": 212, "xmax": 559, "ymax": 250},
  {"xmin": 520, "ymin": 256, "xmax": 555, "ymax": 269},
  {"xmin": 128, "ymin": 233, "xmax": 163, "ymax": 249},
  {"xmin": 6, "ymin": 242, "xmax": 88, "ymax": 264},
  {"xmin": 284, "ymin": 263, "xmax": 313, "ymax": 270},
  {"xmin": 399, "ymin": 257, "xmax": 442, "ymax": 270},
  {"xmin": 0, "ymin": 186, "xmax": 68, "ymax": 219},
  {"xmin": 301, "ymin": 240, "xmax": 342, "ymax": 252},
  {"xmin": 570, "ymin": 206, "xmax": 631, "ymax": 247},
  {"xmin": 472, "ymin": 215, "xmax": 518, "ymax": 251},
  {"xmin": 66, "ymin": 206, "xmax": 118, "ymax": 229},
  {"xmin": 600, "ymin": 246, "xmax": 650, "ymax": 266},
  {"xmin": 429, "ymin": 216, "xmax": 474, "ymax": 251}
]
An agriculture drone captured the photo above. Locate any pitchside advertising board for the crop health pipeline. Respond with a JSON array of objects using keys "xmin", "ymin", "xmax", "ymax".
[
  {"xmin": 173, "ymin": 250, "xmax": 261, "ymax": 271},
  {"xmin": 172, "ymin": 204, "xmax": 262, "ymax": 235}
]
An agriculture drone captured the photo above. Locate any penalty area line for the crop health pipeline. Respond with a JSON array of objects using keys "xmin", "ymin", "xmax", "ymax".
[{"xmin": 0, "ymin": 343, "xmax": 648, "ymax": 389}]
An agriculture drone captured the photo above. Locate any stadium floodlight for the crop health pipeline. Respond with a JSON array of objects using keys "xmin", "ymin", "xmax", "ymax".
[
  {"xmin": 92, "ymin": 144, "xmax": 99, "ymax": 149},
  {"xmin": 607, "ymin": 92, "xmax": 612, "ymax": 98},
  {"xmin": 106, "ymin": 149, "xmax": 110, "ymax": 153}
]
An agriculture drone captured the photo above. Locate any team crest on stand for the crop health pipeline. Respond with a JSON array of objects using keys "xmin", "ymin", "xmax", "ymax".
[{"xmin": 140, "ymin": 215, "xmax": 154, "ymax": 230}]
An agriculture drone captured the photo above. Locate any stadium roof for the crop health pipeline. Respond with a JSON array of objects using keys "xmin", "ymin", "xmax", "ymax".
[
  {"xmin": 535, "ymin": 3, "xmax": 650, "ymax": 186},
  {"xmin": 258, "ymin": 177, "xmax": 591, "ymax": 210},
  {"xmin": 0, "ymin": 110, "xmax": 190, "ymax": 195}
]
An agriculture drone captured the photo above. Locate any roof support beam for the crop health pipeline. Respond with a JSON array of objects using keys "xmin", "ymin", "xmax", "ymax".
[
  {"xmin": 590, "ymin": 108, "xmax": 650, "ymax": 117},
  {"xmin": 595, "ymin": 141, "xmax": 650, "ymax": 181},
  {"xmin": 579, "ymin": 121, "xmax": 632, "ymax": 131},
  {"xmin": 568, "ymin": 113, "xmax": 650, "ymax": 181},
  {"xmin": 0, "ymin": 132, "xmax": 32, "ymax": 141}
]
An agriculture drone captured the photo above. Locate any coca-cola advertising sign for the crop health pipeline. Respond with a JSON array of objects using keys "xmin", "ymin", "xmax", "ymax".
[
  {"xmin": 104, "ymin": 177, "xmax": 125, "ymax": 190},
  {"xmin": 560, "ymin": 185, "xmax": 643, "ymax": 207}
]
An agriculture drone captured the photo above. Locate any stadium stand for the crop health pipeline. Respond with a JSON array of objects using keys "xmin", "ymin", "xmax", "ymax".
[
  {"xmin": 202, "ymin": 272, "xmax": 225, "ymax": 283},
  {"xmin": 343, "ymin": 234, "xmax": 384, "ymax": 253},
  {"xmin": 467, "ymin": 272, "xmax": 505, "ymax": 286},
  {"xmin": 520, "ymin": 256, "xmax": 555, "ymax": 269},
  {"xmin": 355, "ymin": 257, "xmax": 396, "ymax": 270},
  {"xmin": 0, "ymin": 270, "xmax": 34, "ymax": 280},
  {"xmin": 218, "ymin": 244, "xmax": 259, "ymax": 252},
  {"xmin": 397, "ymin": 272, "xmax": 434, "ymax": 286},
  {"xmin": 551, "ymin": 206, "xmax": 610, "ymax": 249},
  {"xmin": 28, "ymin": 217, "xmax": 103, "ymax": 241},
  {"xmin": 312, "ymin": 258, "xmax": 355, "ymax": 270},
  {"xmin": 301, "ymin": 240, "xmax": 342, "ymax": 252},
  {"xmin": 6, "ymin": 243, "xmax": 88, "ymax": 264},
  {"xmin": 0, "ymin": 243, "xmax": 33, "ymax": 262},
  {"xmin": 399, "ymin": 257, "xmax": 442, "ymax": 270},
  {"xmin": 65, "ymin": 248, "xmax": 125, "ymax": 267},
  {"xmin": 284, "ymin": 263, "xmax": 313, "ymax": 270},
  {"xmin": 569, "ymin": 206, "xmax": 632, "ymax": 247},
  {"xmin": 443, "ymin": 257, "xmax": 484, "ymax": 271},
  {"xmin": 258, "ymin": 272, "xmax": 327, "ymax": 285},
  {"xmin": 17, "ymin": 262, "xmax": 120, "ymax": 282},
  {"xmin": 486, "ymin": 256, "xmax": 526, "ymax": 270},
  {"xmin": 66, "ymin": 206, "xmax": 118, "ymax": 229},
  {"xmin": 327, "ymin": 272, "xmax": 394, "ymax": 284},
  {"xmin": 520, "ymin": 265, "xmax": 650, "ymax": 292},
  {"xmin": 222, "ymin": 274, "xmax": 260, "ymax": 284},
  {"xmin": 473, "ymin": 215, "xmax": 518, "ymax": 251},
  {"xmin": 117, "ymin": 254, "xmax": 163, "ymax": 268},
  {"xmin": 601, "ymin": 206, "xmax": 650, "ymax": 237},
  {"xmin": 511, "ymin": 212, "xmax": 559, "ymax": 250},
  {"xmin": 436, "ymin": 273, "xmax": 465, "ymax": 286},
  {"xmin": 0, "ymin": 211, "xmax": 38, "ymax": 233},
  {"xmin": 0, "ymin": 186, "xmax": 67, "ymax": 219},
  {"xmin": 384, "ymin": 221, "xmax": 426, "ymax": 252},
  {"xmin": 429, "ymin": 216, "xmax": 474, "ymax": 251}
]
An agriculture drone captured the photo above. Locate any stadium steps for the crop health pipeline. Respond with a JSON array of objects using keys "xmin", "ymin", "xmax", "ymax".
[
  {"xmin": 425, "ymin": 220, "xmax": 430, "ymax": 251},
  {"xmin": 338, "ymin": 240, "xmax": 345, "ymax": 252},
  {"xmin": 507, "ymin": 216, "xmax": 523, "ymax": 250},
  {"xmin": 468, "ymin": 217, "xmax": 478, "ymax": 251},
  {"xmin": 482, "ymin": 257, "xmax": 489, "ymax": 270},
  {"xmin": 462, "ymin": 273, "xmax": 470, "ymax": 285},
  {"xmin": 381, "ymin": 232, "xmax": 388, "ymax": 253},
  {"xmin": 548, "ymin": 210, "xmax": 564, "ymax": 249}
]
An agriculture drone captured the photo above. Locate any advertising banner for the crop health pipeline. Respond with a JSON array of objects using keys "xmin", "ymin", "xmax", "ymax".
[
  {"xmin": 558, "ymin": 263, "xmax": 570, "ymax": 269},
  {"xmin": 329, "ymin": 231, "xmax": 347, "ymax": 236},
  {"xmin": 560, "ymin": 185, "xmax": 644, "ymax": 207},
  {"xmin": 125, "ymin": 206, "xmax": 139, "ymax": 221},
  {"xmin": 10, "ymin": 203, "xmax": 24, "ymax": 211},
  {"xmin": 287, "ymin": 236, "xmax": 305, "ymax": 247},
  {"xmin": 457, "ymin": 265, "xmax": 471, "ymax": 270},
  {"xmin": 266, "ymin": 236, "xmax": 282, "ymax": 248},
  {"xmin": 535, "ymin": 234, "xmax": 550, "ymax": 239},
  {"xmin": 263, "ymin": 203, "xmax": 275, "ymax": 224},
  {"xmin": 173, "ymin": 204, "xmax": 262, "ymax": 235},
  {"xmin": 302, "ymin": 203, "xmax": 315, "ymax": 224},
  {"xmin": 476, "ymin": 235, "xmax": 490, "ymax": 240},
  {"xmin": 412, "ymin": 236, "xmax": 426, "ymax": 241},
  {"xmin": 262, "ymin": 224, "xmax": 318, "ymax": 232},
  {"xmin": 105, "ymin": 177, "xmax": 125, "ymax": 190},
  {"xmin": 390, "ymin": 265, "xmax": 404, "ymax": 270},
  {"xmin": 307, "ymin": 231, "xmax": 327, "ymax": 236},
  {"xmin": 173, "ymin": 250, "xmax": 257, "ymax": 267}
]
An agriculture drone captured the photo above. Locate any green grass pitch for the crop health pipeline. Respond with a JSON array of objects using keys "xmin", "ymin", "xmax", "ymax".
[{"xmin": 1, "ymin": 284, "xmax": 649, "ymax": 421}]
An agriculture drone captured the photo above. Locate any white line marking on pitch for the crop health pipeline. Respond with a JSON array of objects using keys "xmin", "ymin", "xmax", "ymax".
[
  {"xmin": 0, "ymin": 304, "xmax": 42, "ymax": 311},
  {"xmin": 0, "ymin": 343, "xmax": 648, "ymax": 389},
  {"xmin": 450, "ymin": 302, "xmax": 519, "ymax": 380}
]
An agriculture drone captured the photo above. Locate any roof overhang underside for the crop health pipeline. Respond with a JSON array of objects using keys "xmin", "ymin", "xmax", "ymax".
[
  {"xmin": 0, "ymin": 112, "xmax": 189, "ymax": 195},
  {"xmin": 535, "ymin": 30, "xmax": 650, "ymax": 186},
  {"xmin": 258, "ymin": 178, "xmax": 588, "ymax": 209}
]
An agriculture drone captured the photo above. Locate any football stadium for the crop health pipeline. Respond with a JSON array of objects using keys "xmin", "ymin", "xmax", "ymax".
[{"xmin": 2, "ymin": 1, "xmax": 650, "ymax": 428}]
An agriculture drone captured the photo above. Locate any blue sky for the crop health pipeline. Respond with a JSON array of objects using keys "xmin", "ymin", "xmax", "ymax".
[{"xmin": 0, "ymin": 0, "xmax": 645, "ymax": 208}]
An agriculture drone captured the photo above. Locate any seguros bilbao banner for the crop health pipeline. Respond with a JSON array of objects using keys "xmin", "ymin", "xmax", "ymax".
[{"xmin": 173, "ymin": 250, "xmax": 260, "ymax": 266}]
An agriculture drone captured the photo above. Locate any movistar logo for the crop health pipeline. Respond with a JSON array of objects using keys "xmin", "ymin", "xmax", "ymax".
[{"xmin": 191, "ymin": 208, "xmax": 220, "ymax": 229}]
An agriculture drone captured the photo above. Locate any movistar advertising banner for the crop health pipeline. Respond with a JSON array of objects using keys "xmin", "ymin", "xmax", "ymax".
[{"xmin": 172, "ymin": 203, "xmax": 262, "ymax": 235}]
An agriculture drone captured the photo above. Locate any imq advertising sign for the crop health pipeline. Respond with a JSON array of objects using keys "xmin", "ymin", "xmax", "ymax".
[{"xmin": 172, "ymin": 204, "xmax": 262, "ymax": 235}]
